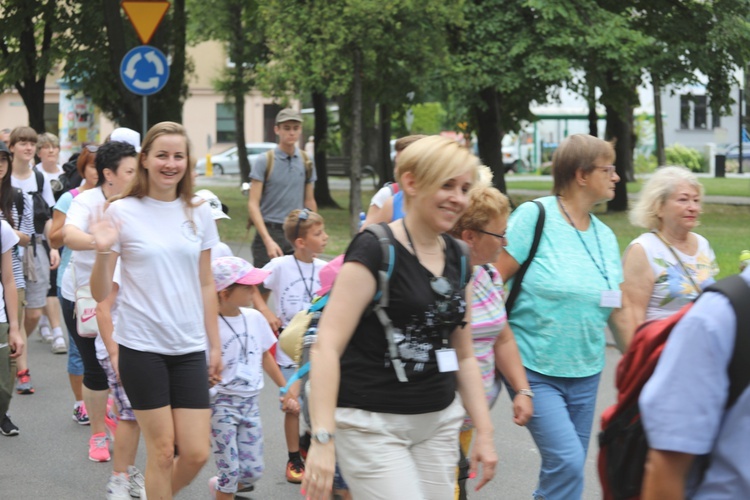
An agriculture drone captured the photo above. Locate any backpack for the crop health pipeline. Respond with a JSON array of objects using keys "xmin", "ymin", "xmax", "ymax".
[
  {"xmin": 281, "ymin": 223, "xmax": 472, "ymax": 424},
  {"xmin": 597, "ymin": 275, "xmax": 750, "ymax": 500},
  {"xmin": 263, "ymin": 149, "xmax": 313, "ymax": 189},
  {"xmin": 385, "ymin": 181, "xmax": 399, "ymax": 195},
  {"xmin": 29, "ymin": 168, "xmax": 52, "ymax": 234},
  {"xmin": 53, "ymin": 153, "xmax": 83, "ymax": 201}
]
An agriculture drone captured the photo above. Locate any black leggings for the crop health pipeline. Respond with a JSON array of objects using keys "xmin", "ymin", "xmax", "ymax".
[{"xmin": 61, "ymin": 296, "xmax": 109, "ymax": 391}]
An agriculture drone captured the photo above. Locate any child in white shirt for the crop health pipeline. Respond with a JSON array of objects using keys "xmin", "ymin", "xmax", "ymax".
[
  {"xmin": 261, "ymin": 209, "xmax": 327, "ymax": 483},
  {"xmin": 209, "ymin": 256, "xmax": 297, "ymax": 499}
]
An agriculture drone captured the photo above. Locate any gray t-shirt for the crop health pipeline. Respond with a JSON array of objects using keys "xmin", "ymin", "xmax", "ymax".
[{"xmin": 249, "ymin": 146, "xmax": 316, "ymax": 224}]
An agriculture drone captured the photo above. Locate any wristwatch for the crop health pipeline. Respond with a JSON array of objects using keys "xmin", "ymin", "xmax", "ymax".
[
  {"xmin": 518, "ymin": 388, "xmax": 535, "ymax": 399},
  {"xmin": 312, "ymin": 429, "xmax": 335, "ymax": 444}
]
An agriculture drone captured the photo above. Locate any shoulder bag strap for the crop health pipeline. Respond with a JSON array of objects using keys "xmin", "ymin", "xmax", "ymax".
[
  {"xmin": 504, "ymin": 200, "xmax": 545, "ymax": 316},
  {"xmin": 262, "ymin": 149, "xmax": 275, "ymax": 188},
  {"xmin": 704, "ymin": 275, "xmax": 750, "ymax": 408}
]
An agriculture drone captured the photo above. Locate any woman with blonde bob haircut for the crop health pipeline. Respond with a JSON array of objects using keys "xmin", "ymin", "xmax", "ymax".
[
  {"xmin": 90, "ymin": 122, "xmax": 222, "ymax": 499},
  {"xmin": 621, "ymin": 166, "xmax": 718, "ymax": 336},
  {"xmin": 450, "ymin": 183, "xmax": 533, "ymax": 498},
  {"xmin": 302, "ymin": 135, "xmax": 498, "ymax": 500},
  {"xmin": 495, "ymin": 134, "xmax": 629, "ymax": 500}
]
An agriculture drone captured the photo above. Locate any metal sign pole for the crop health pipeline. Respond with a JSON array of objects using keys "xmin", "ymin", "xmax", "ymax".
[{"xmin": 142, "ymin": 96, "xmax": 148, "ymax": 138}]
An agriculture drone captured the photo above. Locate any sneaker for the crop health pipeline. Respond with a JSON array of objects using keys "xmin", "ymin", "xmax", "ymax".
[
  {"xmin": 73, "ymin": 403, "xmax": 90, "ymax": 425},
  {"xmin": 208, "ymin": 476, "xmax": 218, "ymax": 500},
  {"xmin": 285, "ymin": 458, "xmax": 305, "ymax": 484},
  {"xmin": 51, "ymin": 336, "xmax": 67, "ymax": 354},
  {"xmin": 88, "ymin": 432, "xmax": 111, "ymax": 462},
  {"xmin": 237, "ymin": 482, "xmax": 255, "ymax": 493},
  {"xmin": 106, "ymin": 473, "xmax": 131, "ymax": 500},
  {"xmin": 127, "ymin": 466, "xmax": 145, "ymax": 498},
  {"xmin": 16, "ymin": 369, "xmax": 34, "ymax": 395},
  {"xmin": 39, "ymin": 325, "xmax": 53, "ymax": 343},
  {"xmin": 0, "ymin": 414, "xmax": 19, "ymax": 436}
]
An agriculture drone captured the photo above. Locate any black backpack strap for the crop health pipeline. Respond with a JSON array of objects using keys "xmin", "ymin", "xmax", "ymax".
[
  {"xmin": 703, "ymin": 275, "xmax": 750, "ymax": 408},
  {"xmin": 33, "ymin": 167, "xmax": 44, "ymax": 192},
  {"xmin": 505, "ymin": 200, "xmax": 545, "ymax": 315},
  {"xmin": 363, "ymin": 223, "xmax": 407, "ymax": 382},
  {"xmin": 12, "ymin": 188, "xmax": 24, "ymax": 230}
]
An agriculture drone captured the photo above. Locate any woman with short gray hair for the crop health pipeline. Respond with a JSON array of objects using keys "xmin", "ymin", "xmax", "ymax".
[{"xmin": 622, "ymin": 165, "xmax": 718, "ymax": 331}]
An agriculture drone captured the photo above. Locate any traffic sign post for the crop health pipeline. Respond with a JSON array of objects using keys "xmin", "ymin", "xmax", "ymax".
[
  {"xmin": 120, "ymin": 1, "xmax": 171, "ymax": 136},
  {"xmin": 120, "ymin": 46, "xmax": 170, "ymax": 137}
]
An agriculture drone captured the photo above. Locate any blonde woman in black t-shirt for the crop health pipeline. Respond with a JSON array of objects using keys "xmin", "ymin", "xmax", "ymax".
[{"xmin": 302, "ymin": 136, "xmax": 498, "ymax": 500}]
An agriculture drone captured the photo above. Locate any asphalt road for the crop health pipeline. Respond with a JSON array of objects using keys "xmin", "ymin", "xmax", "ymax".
[{"xmin": 0, "ymin": 312, "xmax": 622, "ymax": 500}]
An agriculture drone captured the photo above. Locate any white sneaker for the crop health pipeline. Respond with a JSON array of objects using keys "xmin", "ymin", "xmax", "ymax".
[
  {"xmin": 106, "ymin": 473, "xmax": 131, "ymax": 500},
  {"xmin": 51, "ymin": 336, "xmax": 67, "ymax": 354},
  {"xmin": 39, "ymin": 326, "xmax": 53, "ymax": 343},
  {"xmin": 128, "ymin": 466, "xmax": 145, "ymax": 498}
]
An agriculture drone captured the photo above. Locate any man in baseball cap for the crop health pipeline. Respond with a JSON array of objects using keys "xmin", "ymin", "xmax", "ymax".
[{"xmin": 247, "ymin": 108, "xmax": 317, "ymax": 300}]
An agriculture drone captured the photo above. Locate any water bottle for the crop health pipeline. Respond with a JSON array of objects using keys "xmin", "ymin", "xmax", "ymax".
[{"xmin": 359, "ymin": 211, "xmax": 366, "ymax": 229}]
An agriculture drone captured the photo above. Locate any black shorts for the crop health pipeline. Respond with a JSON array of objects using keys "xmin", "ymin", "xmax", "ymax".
[{"xmin": 118, "ymin": 345, "xmax": 209, "ymax": 411}]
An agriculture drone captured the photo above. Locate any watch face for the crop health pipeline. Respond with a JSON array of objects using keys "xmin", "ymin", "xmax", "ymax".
[{"xmin": 315, "ymin": 431, "xmax": 331, "ymax": 444}]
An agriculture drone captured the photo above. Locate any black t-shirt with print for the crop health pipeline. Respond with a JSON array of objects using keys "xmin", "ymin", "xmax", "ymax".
[{"xmin": 337, "ymin": 226, "xmax": 467, "ymax": 415}]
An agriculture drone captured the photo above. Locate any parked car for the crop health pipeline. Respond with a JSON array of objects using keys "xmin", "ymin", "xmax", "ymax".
[
  {"xmin": 195, "ymin": 142, "xmax": 277, "ymax": 175},
  {"xmin": 724, "ymin": 143, "xmax": 750, "ymax": 162}
]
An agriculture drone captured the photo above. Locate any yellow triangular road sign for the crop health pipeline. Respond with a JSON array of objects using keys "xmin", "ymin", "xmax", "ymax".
[{"xmin": 121, "ymin": 1, "xmax": 170, "ymax": 45}]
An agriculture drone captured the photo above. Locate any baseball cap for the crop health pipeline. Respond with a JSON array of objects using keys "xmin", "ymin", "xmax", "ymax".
[
  {"xmin": 212, "ymin": 256, "xmax": 271, "ymax": 292},
  {"xmin": 275, "ymin": 108, "xmax": 303, "ymax": 124},
  {"xmin": 0, "ymin": 140, "xmax": 10, "ymax": 160},
  {"xmin": 110, "ymin": 127, "xmax": 141, "ymax": 152},
  {"xmin": 195, "ymin": 189, "xmax": 230, "ymax": 220},
  {"xmin": 315, "ymin": 254, "xmax": 345, "ymax": 296}
]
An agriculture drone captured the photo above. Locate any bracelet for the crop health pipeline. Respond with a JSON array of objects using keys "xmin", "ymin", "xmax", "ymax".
[{"xmin": 517, "ymin": 388, "xmax": 535, "ymax": 399}]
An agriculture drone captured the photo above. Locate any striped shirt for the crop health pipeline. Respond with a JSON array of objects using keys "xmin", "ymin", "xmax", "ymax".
[{"xmin": 0, "ymin": 191, "xmax": 34, "ymax": 290}]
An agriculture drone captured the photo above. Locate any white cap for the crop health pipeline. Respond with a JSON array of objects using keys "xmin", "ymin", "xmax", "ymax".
[
  {"xmin": 110, "ymin": 127, "xmax": 141, "ymax": 152},
  {"xmin": 195, "ymin": 189, "xmax": 230, "ymax": 220}
]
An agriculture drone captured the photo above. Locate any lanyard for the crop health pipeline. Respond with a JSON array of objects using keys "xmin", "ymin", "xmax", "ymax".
[
  {"xmin": 557, "ymin": 196, "xmax": 611, "ymax": 288},
  {"xmin": 653, "ymin": 231, "xmax": 701, "ymax": 293},
  {"xmin": 219, "ymin": 314, "xmax": 249, "ymax": 364},
  {"xmin": 294, "ymin": 257, "xmax": 315, "ymax": 301}
]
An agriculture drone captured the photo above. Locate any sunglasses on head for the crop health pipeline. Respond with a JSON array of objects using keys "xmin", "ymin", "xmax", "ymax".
[
  {"xmin": 294, "ymin": 208, "xmax": 311, "ymax": 240},
  {"xmin": 430, "ymin": 276, "xmax": 455, "ymax": 317},
  {"xmin": 84, "ymin": 144, "xmax": 99, "ymax": 153}
]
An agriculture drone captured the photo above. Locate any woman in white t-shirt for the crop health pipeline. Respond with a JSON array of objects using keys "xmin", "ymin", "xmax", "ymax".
[
  {"xmin": 622, "ymin": 166, "xmax": 719, "ymax": 329},
  {"xmin": 90, "ymin": 122, "xmax": 222, "ymax": 499}
]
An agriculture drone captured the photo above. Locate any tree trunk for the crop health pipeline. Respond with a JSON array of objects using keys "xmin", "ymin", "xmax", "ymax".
[
  {"xmin": 587, "ymin": 84, "xmax": 598, "ymax": 137},
  {"xmin": 605, "ymin": 103, "xmax": 632, "ymax": 212},
  {"xmin": 473, "ymin": 88, "xmax": 506, "ymax": 194},
  {"xmin": 349, "ymin": 49, "xmax": 363, "ymax": 236},
  {"xmin": 16, "ymin": 79, "xmax": 46, "ymax": 132},
  {"xmin": 653, "ymin": 76, "xmax": 666, "ymax": 166},
  {"xmin": 379, "ymin": 103, "xmax": 392, "ymax": 185},
  {"xmin": 228, "ymin": 1, "xmax": 250, "ymax": 184},
  {"xmin": 312, "ymin": 91, "xmax": 338, "ymax": 208}
]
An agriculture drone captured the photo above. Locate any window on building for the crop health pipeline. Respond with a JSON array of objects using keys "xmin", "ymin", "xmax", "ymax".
[
  {"xmin": 264, "ymin": 104, "xmax": 283, "ymax": 142},
  {"xmin": 679, "ymin": 94, "xmax": 714, "ymax": 130},
  {"xmin": 216, "ymin": 103, "xmax": 235, "ymax": 143},
  {"xmin": 44, "ymin": 103, "xmax": 59, "ymax": 136}
]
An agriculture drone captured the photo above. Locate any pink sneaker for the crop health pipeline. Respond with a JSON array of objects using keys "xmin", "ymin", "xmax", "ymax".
[{"xmin": 88, "ymin": 432, "xmax": 111, "ymax": 462}]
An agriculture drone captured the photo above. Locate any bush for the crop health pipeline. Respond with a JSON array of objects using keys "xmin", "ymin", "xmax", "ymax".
[
  {"xmin": 665, "ymin": 144, "xmax": 707, "ymax": 173},
  {"xmin": 634, "ymin": 153, "xmax": 657, "ymax": 174}
]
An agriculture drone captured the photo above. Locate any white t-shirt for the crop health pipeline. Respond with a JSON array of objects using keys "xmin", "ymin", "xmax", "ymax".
[
  {"xmin": 210, "ymin": 308, "xmax": 277, "ymax": 398},
  {"xmin": 211, "ymin": 241, "xmax": 233, "ymax": 261},
  {"xmin": 95, "ymin": 265, "xmax": 121, "ymax": 361},
  {"xmin": 61, "ymin": 187, "xmax": 107, "ymax": 301},
  {"xmin": 262, "ymin": 254, "xmax": 324, "ymax": 366},
  {"xmin": 369, "ymin": 184, "xmax": 393, "ymax": 208},
  {"xmin": 36, "ymin": 164, "xmax": 62, "ymax": 183},
  {"xmin": 12, "ymin": 169, "xmax": 55, "ymax": 236},
  {"xmin": 0, "ymin": 220, "xmax": 20, "ymax": 323},
  {"xmin": 109, "ymin": 196, "xmax": 219, "ymax": 355}
]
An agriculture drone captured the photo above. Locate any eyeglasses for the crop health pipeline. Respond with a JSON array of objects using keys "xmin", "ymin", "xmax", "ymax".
[
  {"xmin": 430, "ymin": 276, "xmax": 454, "ymax": 317},
  {"xmin": 478, "ymin": 229, "xmax": 507, "ymax": 242},
  {"xmin": 594, "ymin": 165, "xmax": 616, "ymax": 176},
  {"xmin": 294, "ymin": 208, "xmax": 310, "ymax": 240},
  {"xmin": 84, "ymin": 144, "xmax": 99, "ymax": 153}
]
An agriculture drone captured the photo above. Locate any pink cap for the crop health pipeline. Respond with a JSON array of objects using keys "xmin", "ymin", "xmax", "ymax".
[
  {"xmin": 315, "ymin": 254, "xmax": 345, "ymax": 296},
  {"xmin": 212, "ymin": 256, "xmax": 270, "ymax": 291}
]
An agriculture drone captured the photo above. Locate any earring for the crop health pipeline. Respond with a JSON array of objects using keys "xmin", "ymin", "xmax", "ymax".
[{"xmin": 108, "ymin": 181, "xmax": 113, "ymax": 186}]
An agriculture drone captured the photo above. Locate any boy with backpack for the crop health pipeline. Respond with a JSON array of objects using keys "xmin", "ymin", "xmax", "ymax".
[
  {"xmin": 8, "ymin": 126, "xmax": 58, "ymax": 394},
  {"xmin": 261, "ymin": 208, "xmax": 327, "ymax": 483}
]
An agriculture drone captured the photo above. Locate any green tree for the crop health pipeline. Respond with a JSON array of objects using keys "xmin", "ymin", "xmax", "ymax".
[
  {"xmin": 0, "ymin": 0, "xmax": 76, "ymax": 132},
  {"xmin": 188, "ymin": 0, "xmax": 268, "ymax": 183},
  {"xmin": 259, "ymin": 0, "xmax": 460, "ymax": 234},
  {"xmin": 64, "ymin": 0, "xmax": 190, "ymax": 130}
]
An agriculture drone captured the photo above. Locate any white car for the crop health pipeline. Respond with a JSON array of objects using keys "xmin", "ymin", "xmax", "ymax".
[{"xmin": 195, "ymin": 142, "xmax": 277, "ymax": 175}]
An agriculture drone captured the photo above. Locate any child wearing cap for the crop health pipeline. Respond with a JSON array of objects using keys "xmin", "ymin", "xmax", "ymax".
[
  {"xmin": 195, "ymin": 189, "xmax": 233, "ymax": 260},
  {"xmin": 260, "ymin": 208, "xmax": 327, "ymax": 483},
  {"xmin": 209, "ymin": 256, "xmax": 297, "ymax": 499}
]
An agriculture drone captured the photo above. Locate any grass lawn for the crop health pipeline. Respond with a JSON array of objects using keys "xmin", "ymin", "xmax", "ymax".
[
  {"xmin": 208, "ymin": 184, "xmax": 748, "ymax": 278},
  {"xmin": 508, "ymin": 176, "xmax": 750, "ymax": 198}
]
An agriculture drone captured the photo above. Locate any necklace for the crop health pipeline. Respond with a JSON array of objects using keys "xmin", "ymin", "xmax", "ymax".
[
  {"xmin": 294, "ymin": 256, "xmax": 315, "ymax": 301},
  {"xmin": 653, "ymin": 231, "xmax": 701, "ymax": 293},
  {"xmin": 402, "ymin": 219, "xmax": 442, "ymax": 260},
  {"xmin": 557, "ymin": 196, "xmax": 611, "ymax": 288}
]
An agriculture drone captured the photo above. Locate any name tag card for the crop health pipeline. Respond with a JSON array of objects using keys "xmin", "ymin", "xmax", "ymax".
[
  {"xmin": 600, "ymin": 290, "xmax": 622, "ymax": 308},
  {"xmin": 436, "ymin": 348, "xmax": 459, "ymax": 373}
]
